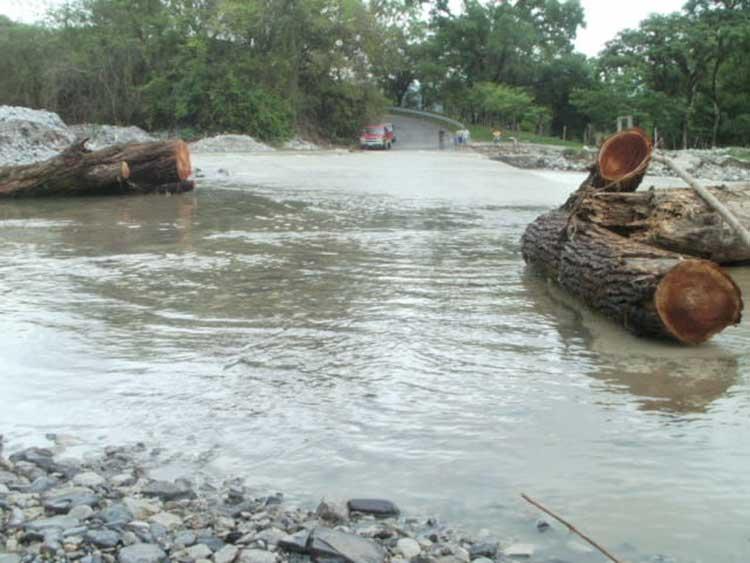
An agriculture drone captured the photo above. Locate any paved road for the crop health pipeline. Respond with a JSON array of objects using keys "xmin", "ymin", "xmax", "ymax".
[{"xmin": 386, "ymin": 113, "xmax": 458, "ymax": 151}]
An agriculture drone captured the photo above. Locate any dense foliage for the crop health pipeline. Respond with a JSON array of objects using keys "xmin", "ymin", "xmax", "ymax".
[
  {"xmin": 1, "ymin": 0, "xmax": 749, "ymax": 147},
  {"xmin": 0, "ymin": 0, "xmax": 388, "ymax": 142}
]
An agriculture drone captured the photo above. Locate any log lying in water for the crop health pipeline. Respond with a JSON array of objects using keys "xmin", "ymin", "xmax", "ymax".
[
  {"xmin": 522, "ymin": 211, "xmax": 743, "ymax": 344},
  {"xmin": 576, "ymin": 186, "xmax": 750, "ymax": 265},
  {"xmin": 0, "ymin": 139, "xmax": 193, "ymax": 198}
]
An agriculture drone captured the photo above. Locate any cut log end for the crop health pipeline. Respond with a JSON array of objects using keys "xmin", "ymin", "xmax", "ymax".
[
  {"xmin": 655, "ymin": 260, "xmax": 743, "ymax": 345},
  {"xmin": 174, "ymin": 140, "xmax": 192, "ymax": 181},
  {"xmin": 599, "ymin": 128, "xmax": 653, "ymax": 185}
]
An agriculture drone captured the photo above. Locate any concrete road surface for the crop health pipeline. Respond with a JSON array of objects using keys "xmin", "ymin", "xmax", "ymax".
[{"xmin": 385, "ymin": 113, "xmax": 458, "ymax": 151}]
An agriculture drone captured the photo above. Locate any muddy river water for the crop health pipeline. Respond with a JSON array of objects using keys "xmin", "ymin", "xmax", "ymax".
[{"xmin": 2, "ymin": 151, "xmax": 750, "ymax": 562}]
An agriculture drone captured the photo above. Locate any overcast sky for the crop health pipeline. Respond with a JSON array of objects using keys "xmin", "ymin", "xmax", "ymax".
[{"xmin": 0, "ymin": 0, "xmax": 687, "ymax": 57}]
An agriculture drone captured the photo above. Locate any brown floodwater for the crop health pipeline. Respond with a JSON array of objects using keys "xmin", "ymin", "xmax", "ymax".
[{"xmin": 1, "ymin": 151, "xmax": 749, "ymax": 563}]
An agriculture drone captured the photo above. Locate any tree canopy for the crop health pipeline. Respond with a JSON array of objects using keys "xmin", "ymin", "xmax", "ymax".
[{"xmin": 0, "ymin": 0, "xmax": 749, "ymax": 147}]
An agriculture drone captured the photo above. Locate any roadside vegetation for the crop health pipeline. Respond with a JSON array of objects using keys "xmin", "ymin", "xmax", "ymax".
[
  {"xmin": 467, "ymin": 126, "xmax": 583, "ymax": 149},
  {"xmin": 0, "ymin": 0, "xmax": 749, "ymax": 148}
]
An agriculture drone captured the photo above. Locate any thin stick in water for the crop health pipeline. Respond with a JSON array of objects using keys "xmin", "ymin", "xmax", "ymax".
[{"xmin": 521, "ymin": 494, "xmax": 623, "ymax": 563}]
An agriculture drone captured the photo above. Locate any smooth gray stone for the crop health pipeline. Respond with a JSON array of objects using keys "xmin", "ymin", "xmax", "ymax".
[
  {"xmin": 237, "ymin": 550, "xmax": 276, "ymax": 563},
  {"xmin": 9, "ymin": 448, "xmax": 74, "ymax": 476},
  {"xmin": 149, "ymin": 522, "xmax": 168, "ymax": 541},
  {"xmin": 44, "ymin": 529, "xmax": 64, "ymax": 543},
  {"xmin": 45, "ymin": 490, "xmax": 100, "ymax": 514},
  {"xmin": 0, "ymin": 555, "xmax": 21, "ymax": 563},
  {"xmin": 0, "ymin": 471, "xmax": 20, "ymax": 485},
  {"xmin": 25, "ymin": 515, "xmax": 79, "ymax": 532},
  {"xmin": 64, "ymin": 526, "xmax": 90, "ymax": 537},
  {"xmin": 41, "ymin": 539, "xmax": 62, "ymax": 556},
  {"xmin": 141, "ymin": 481, "xmax": 195, "ymax": 502},
  {"xmin": 119, "ymin": 543, "xmax": 166, "ymax": 563},
  {"xmin": 316, "ymin": 499, "xmax": 349, "ymax": 524},
  {"xmin": 174, "ymin": 531, "xmax": 197, "ymax": 548},
  {"xmin": 8, "ymin": 506, "xmax": 25, "ymax": 527},
  {"xmin": 69, "ymin": 505, "xmax": 95, "ymax": 521},
  {"xmin": 308, "ymin": 528, "xmax": 386, "ymax": 563},
  {"xmin": 222, "ymin": 500, "xmax": 259, "ymax": 518},
  {"xmin": 85, "ymin": 529, "xmax": 121, "ymax": 548},
  {"xmin": 30, "ymin": 476, "xmax": 59, "ymax": 494},
  {"xmin": 196, "ymin": 535, "xmax": 225, "ymax": 552},
  {"xmin": 278, "ymin": 531, "xmax": 309, "ymax": 554},
  {"xmin": 98, "ymin": 504, "xmax": 134, "ymax": 524},
  {"xmin": 346, "ymin": 499, "xmax": 400, "ymax": 518},
  {"xmin": 469, "ymin": 543, "xmax": 498, "ymax": 560}
]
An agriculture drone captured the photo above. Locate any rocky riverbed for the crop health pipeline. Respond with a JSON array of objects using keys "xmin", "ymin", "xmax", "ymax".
[{"xmin": 0, "ymin": 436, "xmax": 540, "ymax": 563}]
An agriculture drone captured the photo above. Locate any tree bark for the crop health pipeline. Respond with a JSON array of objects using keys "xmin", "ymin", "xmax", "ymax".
[
  {"xmin": 521, "ymin": 211, "xmax": 743, "ymax": 345},
  {"xmin": 0, "ymin": 139, "xmax": 193, "ymax": 198},
  {"xmin": 577, "ymin": 187, "xmax": 750, "ymax": 265}
]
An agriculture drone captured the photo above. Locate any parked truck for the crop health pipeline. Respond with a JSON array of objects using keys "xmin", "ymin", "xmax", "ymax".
[{"xmin": 359, "ymin": 123, "xmax": 396, "ymax": 150}]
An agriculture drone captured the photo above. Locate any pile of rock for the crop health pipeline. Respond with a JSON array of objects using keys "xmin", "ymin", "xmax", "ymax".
[
  {"xmin": 282, "ymin": 138, "xmax": 320, "ymax": 152},
  {"xmin": 67, "ymin": 125, "xmax": 156, "ymax": 151},
  {"xmin": 189, "ymin": 136, "xmax": 275, "ymax": 154},
  {"xmin": 0, "ymin": 436, "xmax": 535, "ymax": 563},
  {"xmin": 0, "ymin": 107, "xmax": 160, "ymax": 167},
  {"xmin": 648, "ymin": 148, "xmax": 750, "ymax": 182},
  {"xmin": 473, "ymin": 141, "xmax": 750, "ymax": 183},
  {"xmin": 0, "ymin": 106, "xmax": 76, "ymax": 166},
  {"xmin": 0, "ymin": 106, "xmax": 330, "ymax": 167}
]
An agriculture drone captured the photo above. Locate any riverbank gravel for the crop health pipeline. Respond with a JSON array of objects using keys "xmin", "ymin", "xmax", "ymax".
[
  {"xmin": 0, "ymin": 435, "xmax": 533, "ymax": 563},
  {"xmin": 473, "ymin": 142, "xmax": 750, "ymax": 183}
]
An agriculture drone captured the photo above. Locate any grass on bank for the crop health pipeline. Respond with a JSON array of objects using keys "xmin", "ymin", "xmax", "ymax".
[
  {"xmin": 468, "ymin": 125, "xmax": 583, "ymax": 148},
  {"xmin": 727, "ymin": 147, "xmax": 750, "ymax": 161}
]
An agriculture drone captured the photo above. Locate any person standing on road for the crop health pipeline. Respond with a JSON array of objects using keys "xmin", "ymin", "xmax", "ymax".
[{"xmin": 439, "ymin": 129, "xmax": 446, "ymax": 150}]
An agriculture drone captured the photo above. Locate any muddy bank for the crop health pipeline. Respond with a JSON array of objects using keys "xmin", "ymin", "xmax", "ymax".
[{"xmin": 473, "ymin": 141, "xmax": 750, "ymax": 183}]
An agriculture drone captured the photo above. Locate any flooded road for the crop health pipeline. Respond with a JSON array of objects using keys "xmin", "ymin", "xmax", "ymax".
[{"xmin": 2, "ymin": 150, "xmax": 750, "ymax": 563}]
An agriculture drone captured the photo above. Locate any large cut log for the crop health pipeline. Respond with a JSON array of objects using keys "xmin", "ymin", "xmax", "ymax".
[
  {"xmin": 576, "ymin": 186, "xmax": 750, "ymax": 264},
  {"xmin": 0, "ymin": 139, "xmax": 193, "ymax": 198},
  {"xmin": 522, "ymin": 211, "xmax": 743, "ymax": 344}
]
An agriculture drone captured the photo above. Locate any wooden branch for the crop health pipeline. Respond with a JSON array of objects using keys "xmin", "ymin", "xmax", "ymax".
[
  {"xmin": 521, "ymin": 494, "xmax": 622, "ymax": 563},
  {"xmin": 652, "ymin": 152, "xmax": 750, "ymax": 250}
]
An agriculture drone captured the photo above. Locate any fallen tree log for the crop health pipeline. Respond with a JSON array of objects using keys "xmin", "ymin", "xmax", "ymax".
[
  {"xmin": 0, "ymin": 139, "xmax": 193, "ymax": 198},
  {"xmin": 576, "ymin": 186, "xmax": 750, "ymax": 264},
  {"xmin": 522, "ymin": 210, "xmax": 743, "ymax": 345}
]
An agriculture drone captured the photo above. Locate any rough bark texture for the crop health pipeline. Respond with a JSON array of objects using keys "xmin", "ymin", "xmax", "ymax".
[
  {"xmin": 521, "ymin": 211, "xmax": 743, "ymax": 344},
  {"xmin": 576, "ymin": 186, "xmax": 750, "ymax": 264},
  {"xmin": 0, "ymin": 139, "xmax": 193, "ymax": 198}
]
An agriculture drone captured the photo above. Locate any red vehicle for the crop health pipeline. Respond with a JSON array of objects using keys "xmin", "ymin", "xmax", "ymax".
[{"xmin": 359, "ymin": 123, "xmax": 396, "ymax": 150}]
